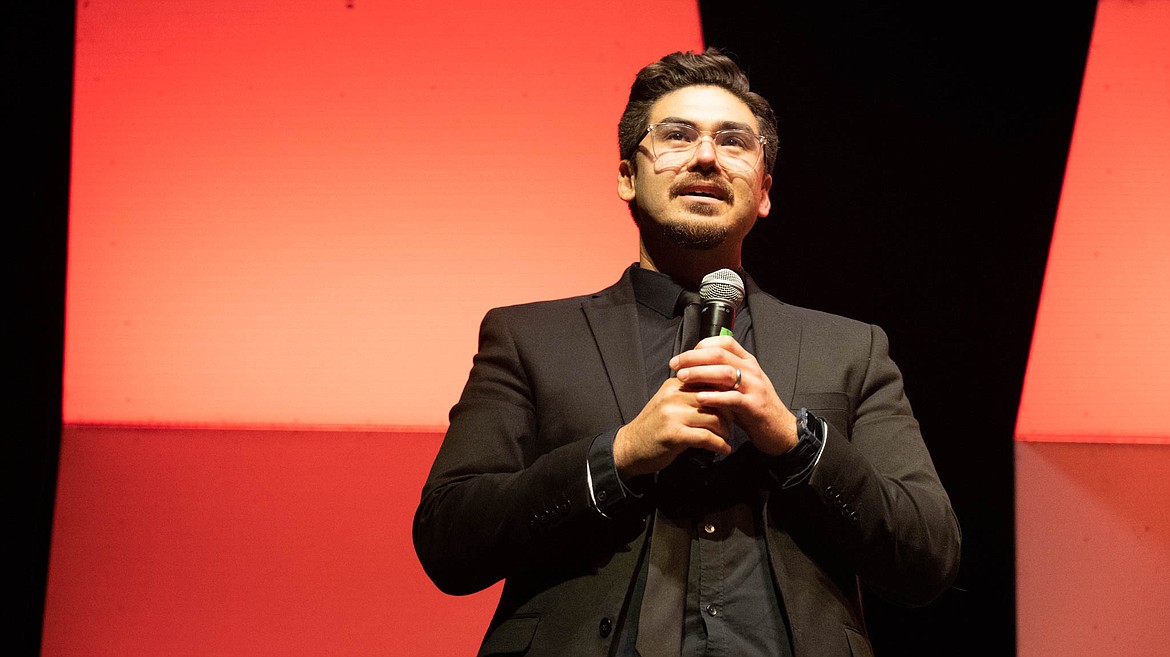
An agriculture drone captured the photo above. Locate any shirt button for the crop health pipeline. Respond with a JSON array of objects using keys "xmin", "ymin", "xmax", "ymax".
[
  {"xmin": 703, "ymin": 523, "xmax": 716, "ymax": 534},
  {"xmin": 705, "ymin": 604, "xmax": 719, "ymax": 617},
  {"xmin": 598, "ymin": 616, "xmax": 613, "ymax": 638},
  {"xmin": 597, "ymin": 490, "xmax": 607, "ymax": 502}
]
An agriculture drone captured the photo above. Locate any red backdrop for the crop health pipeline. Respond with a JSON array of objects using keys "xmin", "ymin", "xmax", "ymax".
[
  {"xmin": 1015, "ymin": 2, "xmax": 1170, "ymax": 655},
  {"xmin": 63, "ymin": 0, "xmax": 707, "ymax": 429},
  {"xmin": 48, "ymin": 1, "xmax": 702, "ymax": 655}
]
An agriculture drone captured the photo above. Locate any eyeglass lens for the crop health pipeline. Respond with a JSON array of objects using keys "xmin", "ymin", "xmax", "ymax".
[{"xmin": 648, "ymin": 124, "xmax": 761, "ymax": 170}]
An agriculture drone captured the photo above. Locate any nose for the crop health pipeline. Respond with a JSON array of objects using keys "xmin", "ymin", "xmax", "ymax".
[{"xmin": 688, "ymin": 134, "xmax": 720, "ymax": 169}]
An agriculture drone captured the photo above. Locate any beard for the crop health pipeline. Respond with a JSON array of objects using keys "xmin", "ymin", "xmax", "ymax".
[
  {"xmin": 629, "ymin": 173, "xmax": 746, "ymax": 250},
  {"xmin": 635, "ymin": 207, "xmax": 729, "ymax": 250},
  {"xmin": 660, "ymin": 217, "xmax": 728, "ymax": 250},
  {"xmin": 660, "ymin": 175, "xmax": 735, "ymax": 249}
]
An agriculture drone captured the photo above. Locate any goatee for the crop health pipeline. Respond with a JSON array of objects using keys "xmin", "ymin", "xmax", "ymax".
[
  {"xmin": 636, "ymin": 209, "xmax": 728, "ymax": 250},
  {"xmin": 661, "ymin": 220, "xmax": 727, "ymax": 250}
]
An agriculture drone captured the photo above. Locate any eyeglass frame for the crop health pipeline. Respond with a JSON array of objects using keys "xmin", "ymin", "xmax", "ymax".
[{"xmin": 640, "ymin": 122, "xmax": 768, "ymax": 171}]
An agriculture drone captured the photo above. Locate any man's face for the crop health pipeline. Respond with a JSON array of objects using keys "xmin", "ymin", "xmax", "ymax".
[{"xmin": 618, "ymin": 85, "xmax": 772, "ymax": 251}]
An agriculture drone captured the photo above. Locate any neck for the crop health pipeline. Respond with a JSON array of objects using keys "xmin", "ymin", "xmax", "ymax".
[{"xmin": 638, "ymin": 240, "xmax": 742, "ymax": 290}]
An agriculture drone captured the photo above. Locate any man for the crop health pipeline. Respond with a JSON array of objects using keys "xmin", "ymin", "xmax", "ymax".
[{"xmin": 413, "ymin": 49, "xmax": 960, "ymax": 657}]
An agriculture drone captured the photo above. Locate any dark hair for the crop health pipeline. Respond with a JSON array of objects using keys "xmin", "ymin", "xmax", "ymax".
[{"xmin": 618, "ymin": 48, "xmax": 778, "ymax": 174}]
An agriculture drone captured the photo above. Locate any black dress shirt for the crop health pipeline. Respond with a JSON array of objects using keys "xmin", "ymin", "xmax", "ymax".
[{"xmin": 586, "ymin": 266, "xmax": 801, "ymax": 657}]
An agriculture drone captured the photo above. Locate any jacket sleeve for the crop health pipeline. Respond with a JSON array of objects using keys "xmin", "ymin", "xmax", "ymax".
[
  {"xmin": 775, "ymin": 323, "xmax": 961, "ymax": 607},
  {"xmin": 412, "ymin": 307, "xmax": 646, "ymax": 596}
]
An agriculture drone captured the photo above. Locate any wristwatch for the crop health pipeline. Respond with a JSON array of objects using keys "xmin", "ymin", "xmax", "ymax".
[
  {"xmin": 771, "ymin": 408, "xmax": 826, "ymax": 488},
  {"xmin": 795, "ymin": 407, "xmax": 826, "ymax": 448}
]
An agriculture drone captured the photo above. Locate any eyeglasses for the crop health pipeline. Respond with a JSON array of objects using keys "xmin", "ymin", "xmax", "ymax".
[{"xmin": 642, "ymin": 122, "xmax": 767, "ymax": 171}]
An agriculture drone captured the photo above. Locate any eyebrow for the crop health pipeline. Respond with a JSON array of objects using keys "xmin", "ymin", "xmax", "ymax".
[{"xmin": 657, "ymin": 117, "xmax": 758, "ymax": 134}]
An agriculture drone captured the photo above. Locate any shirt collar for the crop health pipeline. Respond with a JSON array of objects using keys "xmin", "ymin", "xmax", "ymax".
[
  {"xmin": 630, "ymin": 265, "xmax": 687, "ymax": 318},
  {"xmin": 628, "ymin": 264, "xmax": 752, "ymax": 318}
]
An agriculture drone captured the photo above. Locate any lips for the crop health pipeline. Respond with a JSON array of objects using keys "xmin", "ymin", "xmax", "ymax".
[{"xmin": 672, "ymin": 178, "xmax": 731, "ymax": 202}]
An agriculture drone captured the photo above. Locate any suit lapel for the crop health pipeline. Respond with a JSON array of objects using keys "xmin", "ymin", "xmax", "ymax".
[
  {"xmin": 578, "ymin": 271, "xmax": 800, "ymax": 422},
  {"xmin": 582, "ymin": 270, "xmax": 648, "ymax": 424},
  {"xmin": 746, "ymin": 277, "xmax": 803, "ymax": 409}
]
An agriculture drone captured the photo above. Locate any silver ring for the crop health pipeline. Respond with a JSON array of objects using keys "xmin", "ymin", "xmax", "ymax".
[{"xmin": 732, "ymin": 367, "xmax": 742, "ymax": 390}]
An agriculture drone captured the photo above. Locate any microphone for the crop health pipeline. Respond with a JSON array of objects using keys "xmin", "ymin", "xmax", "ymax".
[
  {"xmin": 699, "ymin": 269, "xmax": 745, "ymax": 339},
  {"xmin": 681, "ymin": 269, "xmax": 745, "ymax": 468}
]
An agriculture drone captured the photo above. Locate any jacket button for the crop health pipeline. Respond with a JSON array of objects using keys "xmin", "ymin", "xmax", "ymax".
[{"xmin": 598, "ymin": 616, "xmax": 612, "ymax": 638}]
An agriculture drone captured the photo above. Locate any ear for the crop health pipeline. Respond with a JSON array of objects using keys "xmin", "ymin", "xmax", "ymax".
[
  {"xmin": 757, "ymin": 173, "xmax": 773, "ymax": 218},
  {"xmin": 617, "ymin": 160, "xmax": 636, "ymax": 202}
]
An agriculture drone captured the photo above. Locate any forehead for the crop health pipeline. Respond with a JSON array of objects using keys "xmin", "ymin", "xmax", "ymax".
[{"xmin": 647, "ymin": 85, "xmax": 760, "ymax": 132}]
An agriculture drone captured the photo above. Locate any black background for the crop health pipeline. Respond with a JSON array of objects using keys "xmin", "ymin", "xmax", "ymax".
[
  {"xmin": 701, "ymin": 2, "xmax": 1097, "ymax": 655},
  {"xmin": 7, "ymin": 1, "xmax": 72, "ymax": 655}
]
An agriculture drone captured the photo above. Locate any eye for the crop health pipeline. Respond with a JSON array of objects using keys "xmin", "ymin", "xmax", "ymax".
[
  {"xmin": 717, "ymin": 131, "xmax": 754, "ymax": 150},
  {"xmin": 657, "ymin": 124, "xmax": 696, "ymax": 143}
]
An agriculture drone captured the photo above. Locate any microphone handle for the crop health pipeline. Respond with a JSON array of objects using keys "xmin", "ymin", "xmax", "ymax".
[
  {"xmin": 684, "ymin": 300, "xmax": 737, "ymax": 467},
  {"xmin": 700, "ymin": 300, "xmax": 736, "ymax": 339}
]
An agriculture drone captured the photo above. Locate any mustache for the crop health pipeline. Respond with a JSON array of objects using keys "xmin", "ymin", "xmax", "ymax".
[{"xmin": 669, "ymin": 175, "xmax": 733, "ymax": 201}]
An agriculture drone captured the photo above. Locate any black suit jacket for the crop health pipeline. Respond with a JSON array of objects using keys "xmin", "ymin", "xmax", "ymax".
[{"xmin": 414, "ymin": 267, "xmax": 960, "ymax": 656}]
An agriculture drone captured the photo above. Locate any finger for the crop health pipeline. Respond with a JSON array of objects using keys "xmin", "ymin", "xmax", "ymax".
[
  {"xmin": 658, "ymin": 389, "xmax": 726, "ymax": 422},
  {"xmin": 663, "ymin": 396, "xmax": 725, "ymax": 426},
  {"xmin": 680, "ymin": 426, "xmax": 733, "ymax": 455},
  {"xmin": 676, "ymin": 363, "xmax": 743, "ymax": 390},
  {"xmin": 692, "ymin": 389, "xmax": 747, "ymax": 409},
  {"xmin": 671, "ymin": 345, "xmax": 737, "ymax": 372},
  {"xmin": 695, "ymin": 335, "xmax": 750, "ymax": 358},
  {"xmin": 690, "ymin": 406, "xmax": 732, "ymax": 436}
]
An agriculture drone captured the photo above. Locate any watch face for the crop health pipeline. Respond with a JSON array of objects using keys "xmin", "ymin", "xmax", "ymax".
[{"xmin": 795, "ymin": 408, "xmax": 823, "ymax": 443}]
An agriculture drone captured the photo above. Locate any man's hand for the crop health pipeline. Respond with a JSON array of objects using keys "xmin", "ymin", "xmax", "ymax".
[
  {"xmin": 670, "ymin": 335, "xmax": 799, "ymax": 457},
  {"xmin": 613, "ymin": 376, "xmax": 733, "ymax": 480}
]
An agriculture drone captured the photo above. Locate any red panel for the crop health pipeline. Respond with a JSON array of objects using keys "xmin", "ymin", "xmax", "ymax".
[
  {"xmin": 54, "ymin": 2, "xmax": 705, "ymax": 654},
  {"xmin": 65, "ymin": 0, "xmax": 703, "ymax": 428},
  {"xmin": 1016, "ymin": 442, "xmax": 1170, "ymax": 657},
  {"xmin": 1016, "ymin": 0, "xmax": 1170, "ymax": 444},
  {"xmin": 1017, "ymin": 4, "xmax": 1170, "ymax": 655},
  {"xmin": 43, "ymin": 427, "xmax": 498, "ymax": 656}
]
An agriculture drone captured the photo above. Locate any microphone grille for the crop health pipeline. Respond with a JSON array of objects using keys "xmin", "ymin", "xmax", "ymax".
[{"xmin": 699, "ymin": 269, "xmax": 745, "ymax": 307}]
